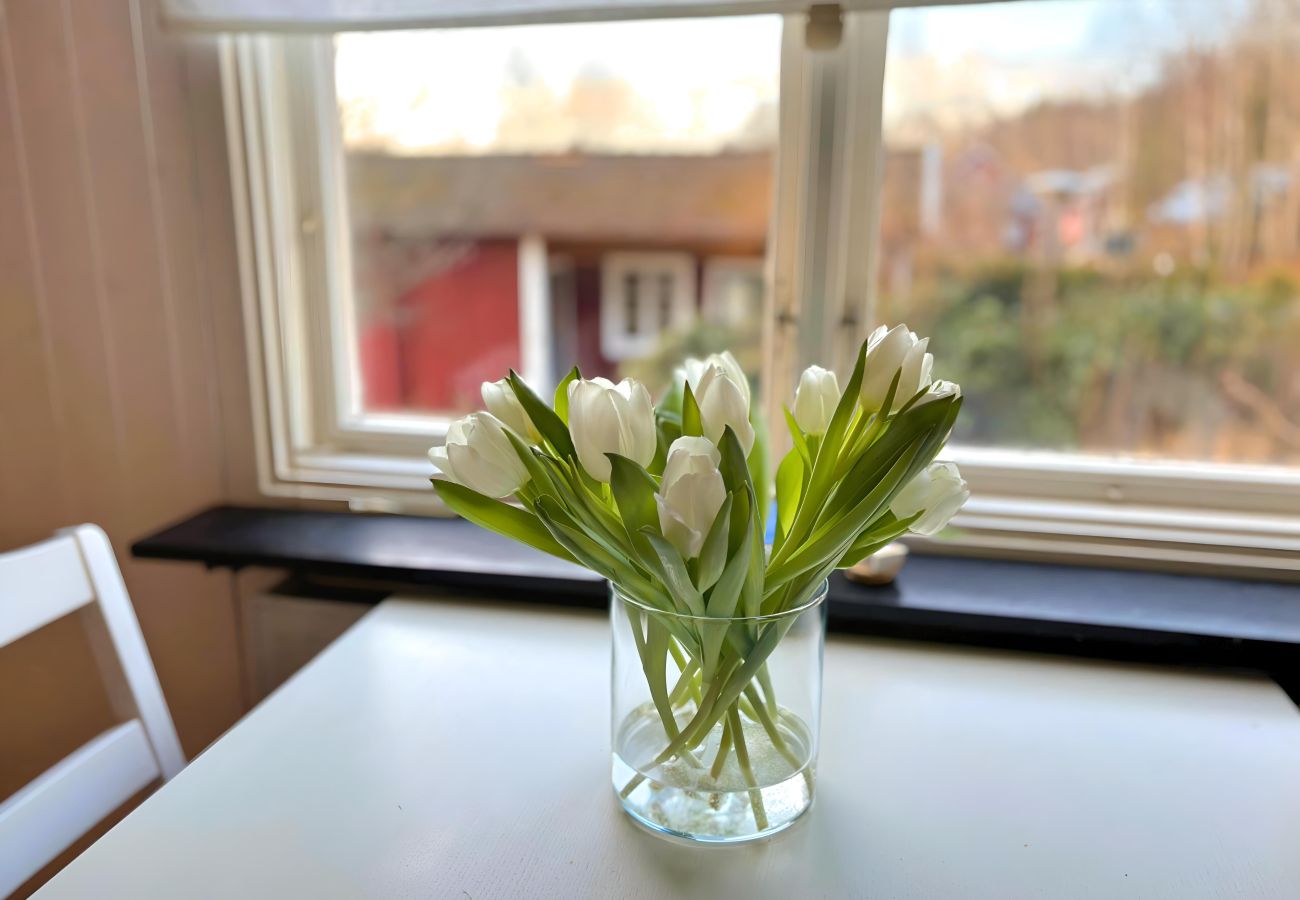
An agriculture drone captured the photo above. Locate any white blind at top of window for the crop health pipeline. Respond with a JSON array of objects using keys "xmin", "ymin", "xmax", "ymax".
[{"xmin": 161, "ymin": 0, "xmax": 1012, "ymax": 33}]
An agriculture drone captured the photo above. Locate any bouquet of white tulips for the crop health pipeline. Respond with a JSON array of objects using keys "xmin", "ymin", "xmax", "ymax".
[{"xmin": 430, "ymin": 325, "xmax": 968, "ymax": 824}]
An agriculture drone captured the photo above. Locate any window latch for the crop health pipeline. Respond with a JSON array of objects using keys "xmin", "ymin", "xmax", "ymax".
[{"xmin": 805, "ymin": 4, "xmax": 843, "ymax": 52}]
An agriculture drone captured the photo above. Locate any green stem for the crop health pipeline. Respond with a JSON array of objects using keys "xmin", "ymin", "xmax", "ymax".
[
  {"xmin": 710, "ymin": 714, "xmax": 734, "ymax": 780},
  {"xmin": 756, "ymin": 664, "xmax": 778, "ymax": 718},
  {"xmin": 742, "ymin": 685, "xmax": 801, "ymax": 771},
  {"xmin": 628, "ymin": 611, "xmax": 703, "ymax": 767},
  {"xmin": 729, "ymin": 707, "xmax": 768, "ymax": 831},
  {"xmin": 645, "ymin": 667, "xmax": 729, "ymax": 768},
  {"xmin": 667, "ymin": 658, "xmax": 699, "ymax": 707}
]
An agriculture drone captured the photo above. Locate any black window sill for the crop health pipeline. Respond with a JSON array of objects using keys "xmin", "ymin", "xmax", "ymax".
[{"xmin": 133, "ymin": 505, "xmax": 1300, "ymax": 700}]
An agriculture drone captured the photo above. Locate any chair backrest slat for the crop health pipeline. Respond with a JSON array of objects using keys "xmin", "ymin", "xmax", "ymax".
[
  {"xmin": 0, "ymin": 525, "xmax": 187, "ymax": 894},
  {"xmin": 0, "ymin": 538, "xmax": 94, "ymax": 649},
  {"xmin": 0, "ymin": 720, "xmax": 160, "ymax": 898},
  {"xmin": 67, "ymin": 526, "xmax": 186, "ymax": 779}
]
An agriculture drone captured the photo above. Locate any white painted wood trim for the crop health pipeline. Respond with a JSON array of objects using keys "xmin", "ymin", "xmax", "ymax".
[
  {"xmin": 825, "ymin": 11, "xmax": 888, "ymax": 369},
  {"xmin": 0, "ymin": 720, "xmax": 159, "ymax": 898}
]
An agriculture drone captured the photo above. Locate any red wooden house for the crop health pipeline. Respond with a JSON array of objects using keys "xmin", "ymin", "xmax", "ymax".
[{"xmin": 348, "ymin": 151, "xmax": 773, "ymax": 413}]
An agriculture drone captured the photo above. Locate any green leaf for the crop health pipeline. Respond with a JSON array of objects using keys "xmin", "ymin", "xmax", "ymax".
[
  {"xmin": 727, "ymin": 469, "xmax": 752, "ymax": 557},
  {"xmin": 717, "ymin": 425, "xmax": 753, "ymax": 499},
  {"xmin": 741, "ymin": 483, "xmax": 765, "ymax": 619},
  {"xmin": 774, "ymin": 448, "xmax": 804, "ymax": 548},
  {"xmin": 828, "ymin": 398, "xmax": 949, "ymax": 520},
  {"xmin": 705, "ymin": 518, "xmax": 752, "ymax": 618},
  {"xmin": 659, "ymin": 373, "xmax": 685, "ymax": 419},
  {"xmin": 643, "ymin": 615, "xmax": 682, "ymax": 738},
  {"xmin": 553, "ymin": 366, "xmax": 580, "ymax": 423},
  {"xmin": 764, "ymin": 448, "xmax": 919, "ymax": 592},
  {"xmin": 783, "ymin": 405, "xmax": 811, "ymax": 464},
  {"xmin": 507, "ymin": 369, "xmax": 575, "ymax": 459},
  {"xmin": 836, "ymin": 514, "xmax": 917, "ymax": 568},
  {"xmin": 607, "ymin": 453, "xmax": 660, "ymax": 541},
  {"xmin": 906, "ymin": 394, "xmax": 962, "ymax": 484},
  {"xmin": 639, "ymin": 529, "xmax": 707, "ymax": 617},
  {"xmin": 649, "ymin": 418, "xmax": 678, "ymax": 477},
  {"xmin": 878, "ymin": 367, "xmax": 903, "ymax": 424},
  {"xmin": 773, "ymin": 338, "xmax": 870, "ymax": 558},
  {"xmin": 747, "ymin": 409, "xmax": 770, "ymax": 530},
  {"xmin": 431, "ymin": 480, "xmax": 577, "ymax": 564},
  {"xmin": 533, "ymin": 495, "xmax": 640, "ymax": 586},
  {"xmin": 682, "ymin": 382, "xmax": 703, "ymax": 437},
  {"xmin": 700, "ymin": 524, "xmax": 754, "ymax": 675},
  {"xmin": 821, "ymin": 336, "xmax": 870, "ymax": 466},
  {"xmin": 696, "ymin": 492, "xmax": 734, "ymax": 593},
  {"xmin": 501, "ymin": 429, "xmax": 563, "ymax": 501}
]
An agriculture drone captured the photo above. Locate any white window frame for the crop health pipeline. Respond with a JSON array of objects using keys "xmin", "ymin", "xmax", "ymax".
[
  {"xmin": 223, "ymin": 10, "xmax": 1300, "ymax": 575},
  {"xmin": 223, "ymin": 36, "xmax": 554, "ymax": 503},
  {"xmin": 599, "ymin": 252, "xmax": 697, "ymax": 361}
]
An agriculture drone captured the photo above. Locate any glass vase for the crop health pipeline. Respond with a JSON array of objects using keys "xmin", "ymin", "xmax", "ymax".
[{"xmin": 610, "ymin": 580, "xmax": 827, "ymax": 843}]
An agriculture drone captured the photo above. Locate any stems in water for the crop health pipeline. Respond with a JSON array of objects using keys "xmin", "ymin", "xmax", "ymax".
[
  {"xmin": 729, "ymin": 707, "xmax": 768, "ymax": 831},
  {"xmin": 710, "ymin": 713, "xmax": 734, "ymax": 780}
]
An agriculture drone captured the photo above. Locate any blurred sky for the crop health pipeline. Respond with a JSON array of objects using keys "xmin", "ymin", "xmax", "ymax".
[{"xmin": 335, "ymin": 0, "xmax": 1241, "ymax": 155}]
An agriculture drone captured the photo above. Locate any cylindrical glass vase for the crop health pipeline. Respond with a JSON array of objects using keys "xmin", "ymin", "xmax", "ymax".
[{"xmin": 610, "ymin": 581, "xmax": 827, "ymax": 843}]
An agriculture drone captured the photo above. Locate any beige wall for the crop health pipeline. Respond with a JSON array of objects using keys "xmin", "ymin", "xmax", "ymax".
[{"xmin": 0, "ymin": 0, "xmax": 259, "ymax": 850}]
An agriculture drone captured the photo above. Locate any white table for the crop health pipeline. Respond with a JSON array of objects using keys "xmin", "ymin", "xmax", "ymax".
[{"xmin": 37, "ymin": 599, "xmax": 1300, "ymax": 899}]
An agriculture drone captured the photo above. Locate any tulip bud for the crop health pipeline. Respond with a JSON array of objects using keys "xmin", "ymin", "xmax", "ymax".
[
  {"xmin": 428, "ymin": 413, "xmax": 529, "ymax": 499},
  {"xmin": 683, "ymin": 351, "xmax": 751, "ymax": 408},
  {"xmin": 889, "ymin": 461, "xmax": 970, "ymax": 536},
  {"xmin": 693, "ymin": 361, "xmax": 755, "ymax": 455},
  {"xmin": 861, "ymin": 324, "xmax": 934, "ymax": 414},
  {"xmin": 567, "ymin": 376, "xmax": 656, "ymax": 482},
  {"xmin": 791, "ymin": 365, "xmax": 840, "ymax": 435},
  {"xmin": 655, "ymin": 436, "xmax": 727, "ymax": 559},
  {"xmin": 915, "ymin": 379, "xmax": 961, "ymax": 408},
  {"xmin": 481, "ymin": 378, "xmax": 540, "ymax": 443}
]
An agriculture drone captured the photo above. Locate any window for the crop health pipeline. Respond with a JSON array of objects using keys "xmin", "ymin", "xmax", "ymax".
[
  {"xmin": 338, "ymin": 20, "xmax": 778, "ymax": 418},
  {"xmin": 600, "ymin": 253, "xmax": 696, "ymax": 361},
  {"xmin": 225, "ymin": 1, "xmax": 1300, "ymax": 573},
  {"xmin": 227, "ymin": 17, "xmax": 780, "ymax": 498},
  {"xmin": 871, "ymin": 0, "xmax": 1300, "ymax": 571}
]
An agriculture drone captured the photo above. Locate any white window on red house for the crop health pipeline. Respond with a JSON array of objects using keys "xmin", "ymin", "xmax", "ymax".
[{"xmin": 599, "ymin": 252, "xmax": 697, "ymax": 361}]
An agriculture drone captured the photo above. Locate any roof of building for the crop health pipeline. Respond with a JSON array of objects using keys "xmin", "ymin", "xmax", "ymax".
[{"xmin": 345, "ymin": 151, "xmax": 773, "ymax": 246}]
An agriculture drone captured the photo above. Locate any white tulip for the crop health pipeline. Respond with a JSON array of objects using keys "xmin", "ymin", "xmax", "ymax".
[
  {"xmin": 481, "ymin": 378, "xmax": 540, "ymax": 442},
  {"xmin": 861, "ymin": 324, "xmax": 934, "ymax": 414},
  {"xmin": 915, "ymin": 379, "xmax": 962, "ymax": 408},
  {"xmin": 792, "ymin": 365, "xmax": 840, "ymax": 435},
  {"xmin": 567, "ymin": 376, "xmax": 656, "ymax": 482},
  {"xmin": 428, "ymin": 413, "xmax": 529, "ymax": 499},
  {"xmin": 683, "ymin": 350, "xmax": 751, "ymax": 408},
  {"xmin": 890, "ymin": 461, "xmax": 970, "ymax": 536},
  {"xmin": 692, "ymin": 360, "xmax": 755, "ymax": 455},
  {"xmin": 655, "ymin": 436, "xmax": 727, "ymax": 559}
]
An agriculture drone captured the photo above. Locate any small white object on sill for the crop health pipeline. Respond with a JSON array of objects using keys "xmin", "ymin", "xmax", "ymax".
[{"xmin": 844, "ymin": 541, "xmax": 908, "ymax": 586}]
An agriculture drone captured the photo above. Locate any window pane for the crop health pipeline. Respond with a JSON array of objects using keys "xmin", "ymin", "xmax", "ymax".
[
  {"xmin": 336, "ymin": 17, "xmax": 780, "ymax": 419},
  {"xmin": 879, "ymin": 0, "xmax": 1300, "ymax": 466}
]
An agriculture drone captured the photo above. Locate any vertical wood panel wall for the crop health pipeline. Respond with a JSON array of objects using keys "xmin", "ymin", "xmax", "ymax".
[{"xmin": 0, "ymin": 0, "xmax": 255, "ymax": 819}]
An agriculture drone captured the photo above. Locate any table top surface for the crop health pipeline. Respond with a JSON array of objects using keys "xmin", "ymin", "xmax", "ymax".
[{"xmin": 39, "ymin": 598, "xmax": 1300, "ymax": 899}]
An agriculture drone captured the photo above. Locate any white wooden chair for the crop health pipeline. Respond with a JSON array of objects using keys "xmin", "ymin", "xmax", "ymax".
[{"xmin": 0, "ymin": 524, "xmax": 185, "ymax": 896}]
